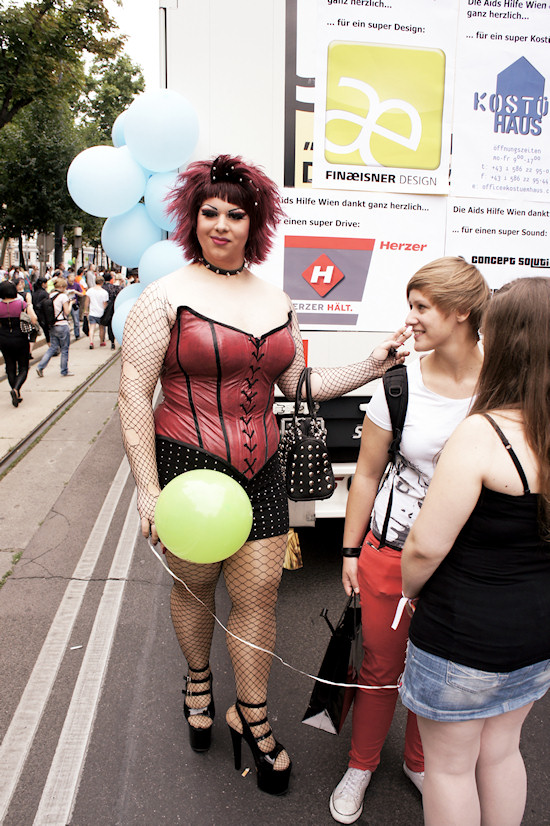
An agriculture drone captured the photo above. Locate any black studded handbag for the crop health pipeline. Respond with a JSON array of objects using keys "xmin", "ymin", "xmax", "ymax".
[{"xmin": 278, "ymin": 367, "xmax": 335, "ymax": 501}]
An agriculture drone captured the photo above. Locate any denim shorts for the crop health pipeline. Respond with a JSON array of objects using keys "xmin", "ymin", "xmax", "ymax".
[
  {"xmin": 399, "ymin": 641, "xmax": 550, "ymax": 722},
  {"xmin": 89, "ymin": 315, "xmax": 102, "ymax": 324}
]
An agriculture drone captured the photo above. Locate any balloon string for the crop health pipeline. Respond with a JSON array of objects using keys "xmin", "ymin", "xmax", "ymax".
[{"xmin": 148, "ymin": 541, "xmax": 399, "ymax": 691}]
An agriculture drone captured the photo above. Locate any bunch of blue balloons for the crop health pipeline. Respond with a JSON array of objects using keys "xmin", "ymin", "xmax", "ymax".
[{"xmin": 67, "ymin": 89, "xmax": 199, "ymax": 343}]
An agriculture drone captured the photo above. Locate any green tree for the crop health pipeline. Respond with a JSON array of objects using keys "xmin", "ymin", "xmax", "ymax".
[
  {"xmin": 79, "ymin": 54, "xmax": 144, "ymax": 144},
  {"xmin": 0, "ymin": 0, "xmax": 125, "ymax": 130},
  {"xmin": 0, "ymin": 98, "xmax": 85, "ymax": 264}
]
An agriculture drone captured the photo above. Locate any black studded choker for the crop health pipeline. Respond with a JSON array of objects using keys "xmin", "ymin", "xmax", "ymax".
[{"xmin": 199, "ymin": 257, "xmax": 246, "ymax": 277}]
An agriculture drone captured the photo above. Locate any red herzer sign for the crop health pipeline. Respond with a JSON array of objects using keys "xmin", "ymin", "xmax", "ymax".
[{"xmin": 301, "ymin": 253, "xmax": 345, "ymax": 297}]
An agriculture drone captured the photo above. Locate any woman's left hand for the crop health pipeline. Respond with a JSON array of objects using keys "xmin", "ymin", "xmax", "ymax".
[{"xmin": 370, "ymin": 325, "xmax": 411, "ymax": 366}]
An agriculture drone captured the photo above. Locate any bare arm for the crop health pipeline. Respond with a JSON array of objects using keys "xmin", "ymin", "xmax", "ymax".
[
  {"xmin": 25, "ymin": 295, "xmax": 38, "ymax": 325},
  {"xmin": 401, "ymin": 416, "xmax": 486, "ymax": 598},
  {"xmin": 118, "ymin": 281, "xmax": 175, "ymax": 542},
  {"xmin": 276, "ymin": 304, "xmax": 409, "ymax": 402},
  {"xmin": 342, "ymin": 416, "xmax": 393, "ymax": 595}
]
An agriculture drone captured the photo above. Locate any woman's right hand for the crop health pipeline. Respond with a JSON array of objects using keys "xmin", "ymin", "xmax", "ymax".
[
  {"xmin": 137, "ymin": 489, "xmax": 159, "ymax": 544},
  {"xmin": 369, "ymin": 325, "xmax": 411, "ymax": 366},
  {"xmin": 342, "ymin": 557, "xmax": 360, "ymax": 596}
]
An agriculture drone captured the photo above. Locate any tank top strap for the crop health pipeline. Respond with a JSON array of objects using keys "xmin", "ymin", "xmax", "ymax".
[{"xmin": 482, "ymin": 413, "xmax": 530, "ymax": 494}]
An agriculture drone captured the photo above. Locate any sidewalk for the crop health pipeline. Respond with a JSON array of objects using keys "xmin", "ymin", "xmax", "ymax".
[
  {"xmin": 0, "ymin": 332, "xmax": 122, "ymax": 582},
  {"xmin": 0, "ymin": 333, "xmax": 120, "ymax": 463}
]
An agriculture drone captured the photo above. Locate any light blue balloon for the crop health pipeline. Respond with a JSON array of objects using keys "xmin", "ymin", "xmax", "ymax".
[
  {"xmin": 101, "ymin": 204, "xmax": 163, "ymax": 268},
  {"xmin": 139, "ymin": 164, "xmax": 154, "ymax": 180},
  {"xmin": 111, "ymin": 111, "xmax": 127, "ymax": 147},
  {"xmin": 67, "ymin": 145, "xmax": 146, "ymax": 217},
  {"xmin": 112, "ymin": 299, "xmax": 136, "ymax": 344},
  {"xmin": 144, "ymin": 171, "xmax": 179, "ymax": 231},
  {"xmin": 138, "ymin": 240, "xmax": 186, "ymax": 287},
  {"xmin": 124, "ymin": 90, "xmax": 199, "ymax": 173},
  {"xmin": 114, "ymin": 282, "xmax": 144, "ymax": 311}
]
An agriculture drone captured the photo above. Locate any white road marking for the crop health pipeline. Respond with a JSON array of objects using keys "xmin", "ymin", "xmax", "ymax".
[
  {"xmin": 0, "ymin": 458, "xmax": 130, "ymax": 824},
  {"xmin": 33, "ymin": 491, "xmax": 140, "ymax": 825}
]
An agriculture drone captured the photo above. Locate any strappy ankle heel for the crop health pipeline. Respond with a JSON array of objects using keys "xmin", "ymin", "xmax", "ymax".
[
  {"xmin": 227, "ymin": 700, "xmax": 292, "ymax": 795},
  {"xmin": 183, "ymin": 664, "xmax": 215, "ymax": 753}
]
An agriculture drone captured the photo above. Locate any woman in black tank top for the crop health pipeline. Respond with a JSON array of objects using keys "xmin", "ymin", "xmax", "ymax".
[{"xmin": 400, "ymin": 278, "xmax": 550, "ymax": 826}]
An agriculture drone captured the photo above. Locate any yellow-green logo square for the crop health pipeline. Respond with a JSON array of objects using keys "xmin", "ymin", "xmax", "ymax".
[{"xmin": 325, "ymin": 41, "xmax": 445, "ymax": 170}]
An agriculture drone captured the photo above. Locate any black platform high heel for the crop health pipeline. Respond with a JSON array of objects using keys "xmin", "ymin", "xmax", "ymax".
[
  {"xmin": 228, "ymin": 700, "xmax": 292, "ymax": 795},
  {"xmin": 183, "ymin": 664, "xmax": 215, "ymax": 753}
]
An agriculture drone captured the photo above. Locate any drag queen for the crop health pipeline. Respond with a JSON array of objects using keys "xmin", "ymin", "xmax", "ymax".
[{"xmin": 118, "ymin": 155, "xmax": 407, "ymax": 795}]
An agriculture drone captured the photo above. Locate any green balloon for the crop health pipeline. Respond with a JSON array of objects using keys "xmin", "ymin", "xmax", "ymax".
[{"xmin": 154, "ymin": 469, "xmax": 253, "ymax": 563}]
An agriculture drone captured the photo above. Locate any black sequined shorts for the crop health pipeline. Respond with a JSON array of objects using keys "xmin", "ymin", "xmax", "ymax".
[{"xmin": 155, "ymin": 437, "xmax": 289, "ymax": 541}]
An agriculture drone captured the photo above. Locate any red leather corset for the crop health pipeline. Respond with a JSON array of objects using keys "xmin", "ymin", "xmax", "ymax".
[{"xmin": 155, "ymin": 306, "xmax": 295, "ymax": 478}]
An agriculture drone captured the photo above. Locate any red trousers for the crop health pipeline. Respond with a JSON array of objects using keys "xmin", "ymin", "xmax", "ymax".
[{"xmin": 349, "ymin": 532, "xmax": 424, "ymax": 773}]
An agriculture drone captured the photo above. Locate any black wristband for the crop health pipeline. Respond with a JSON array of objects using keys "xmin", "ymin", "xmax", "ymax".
[{"xmin": 342, "ymin": 547, "xmax": 362, "ymax": 558}]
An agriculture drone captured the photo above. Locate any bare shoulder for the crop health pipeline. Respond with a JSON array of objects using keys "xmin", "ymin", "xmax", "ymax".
[
  {"xmin": 159, "ymin": 264, "xmax": 192, "ymax": 292},
  {"xmin": 453, "ymin": 413, "xmax": 490, "ymax": 438},
  {"xmin": 249, "ymin": 271, "xmax": 288, "ymax": 297},
  {"xmin": 442, "ymin": 414, "xmax": 500, "ymax": 464}
]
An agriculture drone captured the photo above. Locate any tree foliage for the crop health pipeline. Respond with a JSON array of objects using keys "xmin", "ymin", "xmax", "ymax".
[
  {"xmin": 79, "ymin": 55, "xmax": 144, "ymax": 144},
  {"xmin": 0, "ymin": 0, "xmax": 125, "ymax": 130},
  {"xmin": 0, "ymin": 97, "xmax": 83, "ymax": 238},
  {"xmin": 0, "ymin": 2, "xmax": 145, "ymax": 250}
]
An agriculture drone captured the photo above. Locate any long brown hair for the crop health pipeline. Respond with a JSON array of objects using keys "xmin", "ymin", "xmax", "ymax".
[{"xmin": 470, "ymin": 277, "xmax": 550, "ymax": 539}]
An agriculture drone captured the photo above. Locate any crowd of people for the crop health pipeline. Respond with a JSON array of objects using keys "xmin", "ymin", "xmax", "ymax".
[
  {"xmin": 116, "ymin": 154, "xmax": 549, "ymax": 826},
  {"xmin": 0, "ymin": 262, "xmax": 131, "ymax": 405},
  {"xmin": 2, "ymin": 155, "xmax": 549, "ymax": 826}
]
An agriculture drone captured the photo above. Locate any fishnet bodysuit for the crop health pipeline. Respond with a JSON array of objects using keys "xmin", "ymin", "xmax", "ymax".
[{"xmin": 118, "ymin": 278, "xmax": 401, "ymax": 768}]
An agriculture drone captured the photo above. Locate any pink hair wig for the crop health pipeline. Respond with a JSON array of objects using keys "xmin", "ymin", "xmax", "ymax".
[{"xmin": 167, "ymin": 155, "xmax": 284, "ymax": 266}]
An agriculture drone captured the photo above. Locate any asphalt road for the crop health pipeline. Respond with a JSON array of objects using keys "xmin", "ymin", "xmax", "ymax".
[{"xmin": 0, "ymin": 360, "xmax": 549, "ymax": 826}]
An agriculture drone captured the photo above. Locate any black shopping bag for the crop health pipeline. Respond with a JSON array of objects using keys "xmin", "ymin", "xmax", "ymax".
[
  {"xmin": 302, "ymin": 595, "xmax": 362, "ymax": 735},
  {"xmin": 82, "ymin": 315, "xmax": 89, "ymax": 337}
]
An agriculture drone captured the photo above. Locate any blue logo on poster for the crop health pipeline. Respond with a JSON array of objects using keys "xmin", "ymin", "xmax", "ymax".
[{"xmin": 473, "ymin": 57, "xmax": 548, "ymax": 135}]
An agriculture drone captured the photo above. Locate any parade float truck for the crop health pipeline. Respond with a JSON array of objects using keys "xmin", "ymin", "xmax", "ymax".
[{"xmin": 160, "ymin": 0, "xmax": 550, "ymax": 525}]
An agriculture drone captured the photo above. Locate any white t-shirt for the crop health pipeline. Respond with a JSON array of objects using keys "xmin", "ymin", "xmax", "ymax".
[
  {"xmin": 366, "ymin": 358, "xmax": 473, "ymax": 548},
  {"xmin": 53, "ymin": 291, "xmax": 69, "ymax": 326},
  {"xmin": 88, "ymin": 287, "xmax": 108, "ymax": 318}
]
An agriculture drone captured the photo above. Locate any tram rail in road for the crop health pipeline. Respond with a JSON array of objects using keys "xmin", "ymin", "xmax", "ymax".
[{"xmin": 0, "ymin": 352, "xmax": 120, "ymax": 479}]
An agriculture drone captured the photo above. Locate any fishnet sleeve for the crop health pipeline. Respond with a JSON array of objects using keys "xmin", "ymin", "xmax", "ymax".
[
  {"xmin": 118, "ymin": 281, "xmax": 175, "ymax": 525},
  {"xmin": 276, "ymin": 304, "xmax": 403, "ymax": 402}
]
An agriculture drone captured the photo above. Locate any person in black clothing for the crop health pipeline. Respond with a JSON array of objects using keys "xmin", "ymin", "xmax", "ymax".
[
  {"xmin": 400, "ymin": 277, "xmax": 550, "ymax": 826},
  {"xmin": 99, "ymin": 271, "xmax": 121, "ymax": 349},
  {"xmin": 0, "ymin": 280, "xmax": 38, "ymax": 406},
  {"xmin": 32, "ymin": 277, "xmax": 51, "ymax": 343}
]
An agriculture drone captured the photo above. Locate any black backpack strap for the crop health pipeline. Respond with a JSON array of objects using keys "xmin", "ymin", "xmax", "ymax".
[
  {"xmin": 378, "ymin": 365, "xmax": 408, "ymax": 548},
  {"xmin": 52, "ymin": 292, "xmax": 66, "ymax": 321},
  {"xmin": 383, "ymin": 365, "xmax": 408, "ymax": 462}
]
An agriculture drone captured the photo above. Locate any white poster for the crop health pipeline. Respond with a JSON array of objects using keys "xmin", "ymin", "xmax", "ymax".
[
  {"xmin": 312, "ymin": 0, "xmax": 459, "ymax": 195},
  {"xmin": 451, "ymin": 0, "xmax": 550, "ymax": 200},
  {"xmin": 261, "ymin": 189, "xmax": 446, "ymax": 331},
  {"xmin": 445, "ymin": 197, "xmax": 550, "ymax": 288}
]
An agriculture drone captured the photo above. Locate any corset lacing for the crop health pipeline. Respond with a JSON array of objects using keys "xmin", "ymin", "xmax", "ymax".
[{"xmin": 240, "ymin": 336, "xmax": 264, "ymax": 478}]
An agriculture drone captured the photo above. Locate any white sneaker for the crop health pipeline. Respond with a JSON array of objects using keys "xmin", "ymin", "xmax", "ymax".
[
  {"xmin": 403, "ymin": 761, "xmax": 424, "ymax": 793},
  {"xmin": 329, "ymin": 767, "xmax": 372, "ymax": 824}
]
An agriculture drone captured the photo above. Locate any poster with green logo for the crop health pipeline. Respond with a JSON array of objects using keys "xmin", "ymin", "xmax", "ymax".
[{"xmin": 312, "ymin": 0, "xmax": 457, "ymax": 194}]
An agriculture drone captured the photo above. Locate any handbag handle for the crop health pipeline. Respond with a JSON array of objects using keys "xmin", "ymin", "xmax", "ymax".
[
  {"xmin": 321, "ymin": 594, "xmax": 359, "ymax": 637},
  {"xmin": 294, "ymin": 366, "xmax": 316, "ymax": 417}
]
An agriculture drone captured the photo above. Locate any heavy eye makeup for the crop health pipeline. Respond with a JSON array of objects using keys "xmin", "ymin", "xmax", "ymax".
[{"xmin": 200, "ymin": 207, "xmax": 247, "ymax": 220}]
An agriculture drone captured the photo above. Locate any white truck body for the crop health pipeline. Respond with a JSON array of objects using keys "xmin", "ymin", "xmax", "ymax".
[{"xmin": 159, "ymin": 0, "xmax": 550, "ymax": 523}]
